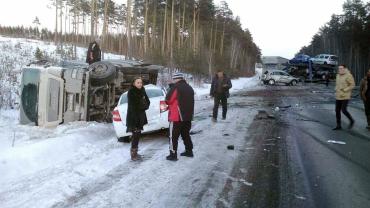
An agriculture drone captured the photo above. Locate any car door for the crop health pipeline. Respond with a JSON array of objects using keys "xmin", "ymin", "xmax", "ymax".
[{"xmin": 145, "ymin": 88, "xmax": 164, "ymax": 123}]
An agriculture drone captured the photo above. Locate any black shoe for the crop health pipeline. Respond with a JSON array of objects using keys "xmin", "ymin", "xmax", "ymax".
[
  {"xmin": 332, "ymin": 126, "xmax": 342, "ymax": 130},
  {"xmin": 180, "ymin": 150, "xmax": 194, "ymax": 157},
  {"xmin": 166, "ymin": 152, "xmax": 178, "ymax": 161},
  {"xmin": 348, "ymin": 120, "xmax": 355, "ymax": 129},
  {"xmin": 212, "ymin": 118, "xmax": 217, "ymax": 122},
  {"xmin": 222, "ymin": 117, "xmax": 226, "ymax": 120}
]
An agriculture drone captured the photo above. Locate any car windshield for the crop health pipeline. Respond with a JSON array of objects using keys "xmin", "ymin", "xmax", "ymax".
[{"xmin": 20, "ymin": 68, "xmax": 40, "ymax": 124}]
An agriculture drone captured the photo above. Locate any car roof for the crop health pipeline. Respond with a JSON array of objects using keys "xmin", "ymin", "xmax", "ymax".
[{"xmin": 121, "ymin": 84, "xmax": 162, "ymax": 95}]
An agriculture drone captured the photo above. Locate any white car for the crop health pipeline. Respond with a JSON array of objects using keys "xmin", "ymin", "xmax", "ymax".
[
  {"xmin": 310, "ymin": 54, "xmax": 338, "ymax": 66},
  {"xmin": 112, "ymin": 84, "xmax": 169, "ymax": 140}
]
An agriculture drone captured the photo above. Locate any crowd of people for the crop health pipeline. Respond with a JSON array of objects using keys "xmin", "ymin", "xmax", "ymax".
[{"xmin": 85, "ymin": 39, "xmax": 369, "ymax": 162}]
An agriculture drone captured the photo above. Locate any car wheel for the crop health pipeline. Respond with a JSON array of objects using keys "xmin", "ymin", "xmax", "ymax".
[
  {"xmin": 291, "ymin": 80, "xmax": 297, "ymax": 86},
  {"xmin": 89, "ymin": 62, "xmax": 116, "ymax": 86},
  {"xmin": 324, "ymin": 62, "xmax": 327, "ymax": 65},
  {"xmin": 269, "ymin": 79, "xmax": 275, "ymax": 85},
  {"xmin": 118, "ymin": 136, "xmax": 131, "ymax": 143}
]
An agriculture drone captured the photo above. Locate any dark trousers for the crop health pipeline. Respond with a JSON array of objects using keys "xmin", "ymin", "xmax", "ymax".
[
  {"xmin": 169, "ymin": 121, "xmax": 193, "ymax": 154},
  {"xmin": 213, "ymin": 94, "xmax": 228, "ymax": 119},
  {"xmin": 335, "ymin": 100, "xmax": 354, "ymax": 127},
  {"xmin": 364, "ymin": 100, "xmax": 370, "ymax": 126},
  {"xmin": 131, "ymin": 130, "xmax": 141, "ymax": 149}
]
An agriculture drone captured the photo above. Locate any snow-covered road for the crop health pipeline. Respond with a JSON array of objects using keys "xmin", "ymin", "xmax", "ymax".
[{"xmin": 0, "ymin": 78, "xmax": 260, "ymax": 208}]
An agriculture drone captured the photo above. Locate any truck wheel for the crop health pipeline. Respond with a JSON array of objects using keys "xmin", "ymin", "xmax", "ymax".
[
  {"xmin": 89, "ymin": 62, "xmax": 116, "ymax": 86},
  {"xmin": 269, "ymin": 79, "xmax": 275, "ymax": 85}
]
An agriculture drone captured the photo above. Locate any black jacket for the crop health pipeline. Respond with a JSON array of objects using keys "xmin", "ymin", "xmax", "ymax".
[
  {"xmin": 210, "ymin": 74, "xmax": 232, "ymax": 98},
  {"xmin": 126, "ymin": 86, "xmax": 150, "ymax": 132},
  {"xmin": 166, "ymin": 80, "xmax": 195, "ymax": 121},
  {"xmin": 86, "ymin": 41, "xmax": 101, "ymax": 64}
]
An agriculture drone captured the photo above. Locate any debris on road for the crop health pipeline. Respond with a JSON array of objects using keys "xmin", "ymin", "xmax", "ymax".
[
  {"xmin": 327, "ymin": 140, "xmax": 346, "ymax": 145},
  {"xmin": 274, "ymin": 107, "xmax": 280, "ymax": 112},
  {"xmin": 278, "ymin": 105, "xmax": 292, "ymax": 109},
  {"xmin": 294, "ymin": 194, "xmax": 307, "ymax": 200},
  {"xmin": 223, "ymin": 133, "xmax": 230, "ymax": 136},
  {"xmin": 227, "ymin": 145, "xmax": 235, "ymax": 150},
  {"xmin": 255, "ymin": 110, "xmax": 275, "ymax": 120},
  {"xmin": 190, "ymin": 130, "xmax": 202, "ymax": 135}
]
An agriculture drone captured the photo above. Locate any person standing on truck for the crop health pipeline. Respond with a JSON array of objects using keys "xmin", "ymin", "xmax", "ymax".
[
  {"xmin": 359, "ymin": 69, "xmax": 370, "ymax": 130},
  {"xmin": 86, "ymin": 37, "xmax": 101, "ymax": 65},
  {"xmin": 333, "ymin": 65, "xmax": 355, "ymax": 130},
  {"xmin": 126, "ymin": 77, "xmax": 150, "ymax": 161},
  {"xmin": 210, "ymin": 70, "xmax": 232, "ymax": 122},
  {"xmin": 165, "ymin": 73, "xmax": 195, "ymax": 161}
]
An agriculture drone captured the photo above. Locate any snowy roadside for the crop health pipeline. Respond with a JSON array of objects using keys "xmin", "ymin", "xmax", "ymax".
[{"xmin": 0, "ymin": 76, "xmax": 259, "ymax": 208}]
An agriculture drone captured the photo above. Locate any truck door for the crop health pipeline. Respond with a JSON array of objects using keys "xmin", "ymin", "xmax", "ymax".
[{"xmin": 45, "ymin": 77, "xmax": 64, "ymax": 127}]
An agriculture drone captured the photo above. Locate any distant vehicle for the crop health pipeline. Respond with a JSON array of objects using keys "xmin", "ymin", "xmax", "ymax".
[
  {"xmin": 289, "ymin": 54, "xmax": 310, "ymax": 65},
  {"xmin": 112, "ymin": 84, "xmax": 169, "ymax": 141},
  {"xmin": 310, "ymin": 54, "xmax": 338, "ymax": 66},
  {"xmin": 20, "ymin": 59, "xmax": 162, "ymax": 127},
  {"xmin": 262, "ymin": 70, "xmax": 299, "ymax": 86}
]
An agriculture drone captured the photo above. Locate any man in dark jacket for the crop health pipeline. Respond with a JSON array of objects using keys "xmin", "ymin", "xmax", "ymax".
[
  {"xmin": 359, "ymin": 69, "xmax": 370, "ymax": 130},
  {"xmin": 165, "ymin": 73, "xmax": 195, "ymax": 161},
  {"xmin": 210, "ymin": 70, "xmax": 232, "ymax": 121},
  {"xmin": 86, "ymin": 37, "xmax": 101, "ymax": 65}
]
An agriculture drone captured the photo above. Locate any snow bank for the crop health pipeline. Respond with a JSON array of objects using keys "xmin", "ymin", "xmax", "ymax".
[{"xmin": 192, "ymin": 75, "xmax": 260, "ymax": 99}]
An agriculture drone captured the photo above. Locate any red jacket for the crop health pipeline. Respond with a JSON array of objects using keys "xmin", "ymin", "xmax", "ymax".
[
  {"xmin": 165, "ymin": 80, "xmax": 194, "ymax": 122},
  {"xmin": 166, "ymin": 88, "xmax": 181, "ymax": 122}
]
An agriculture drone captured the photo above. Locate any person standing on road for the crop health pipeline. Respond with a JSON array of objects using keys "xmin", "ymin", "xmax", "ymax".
[
  {"xmin": 324, "ymin": 72, "xmax": 330, "ymax": 87},
  {"xmin": 359, "ymin": 69, "xmax": 370, "ymax": 130},
  {"xmin": 210, "ymin": 70, "xmax": 232, "ymax": 122},
  {"xmin": 333, "ymin": 65, "xmax": 355, "ymax": 130},
  {"xmin": 86, "ymin": 37, "xmax": 102, "ymax": 65},
  {"xmin": 165, "ymin": 73, "xmax": 195, "ymax": 161},
  {"xmin": 126, "ymin": 77, "xmax": 150, "ymax": 161}
]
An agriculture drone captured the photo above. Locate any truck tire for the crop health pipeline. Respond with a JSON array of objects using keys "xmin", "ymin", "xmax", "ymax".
[
  {"xmin": 89, "ymin": 62, "xmax": 116, "ymax": 86},
  {"xmin": 269, "ymin": 79, "xmax": 275, "ymax": 85}
]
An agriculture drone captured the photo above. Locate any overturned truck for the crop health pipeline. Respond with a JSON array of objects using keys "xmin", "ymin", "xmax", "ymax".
[{"xmin": 20, "ymin": 60, "xmax": 162, "ymax": 127}]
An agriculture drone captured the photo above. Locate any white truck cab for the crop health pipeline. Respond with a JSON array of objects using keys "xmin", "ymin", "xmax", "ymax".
[{"xmin": 20, "ymin": 60, "xmax": 161, "ymax": 127}]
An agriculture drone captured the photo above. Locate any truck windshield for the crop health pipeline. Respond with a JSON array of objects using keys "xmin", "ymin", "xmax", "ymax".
[{"xmin": 20, "ymin": 68, "xmax": 40, "ymax": 124}]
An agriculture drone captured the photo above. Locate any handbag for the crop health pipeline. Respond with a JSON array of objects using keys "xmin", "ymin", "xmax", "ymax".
[{"xmin": 140, "ymin": 96, "xmax": 150, "ymax": 110}]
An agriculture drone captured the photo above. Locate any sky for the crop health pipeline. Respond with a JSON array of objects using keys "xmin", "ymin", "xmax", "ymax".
[{"xmin": 0, "ymin": 0, "xmax": 357, "ymax": 58}]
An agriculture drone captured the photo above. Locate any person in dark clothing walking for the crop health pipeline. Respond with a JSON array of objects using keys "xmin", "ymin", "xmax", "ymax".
[
  {"xmin": 324, "ymin": 72, "xmax": 330, "ymax": 87},
  {"xmin": 333, "ymin": 65, "xmax": 355, "ymax": 130},
  {"xmin": 126, "ymin": 77, "xmax": 150, "ymax": 161},
  {"xmin": 210, "ymin": 70, "xmax": 232, "ymax": 121},
  {"xmin": 86, "ymin": 37, "xmax": 102, "ymax": 65},
  {"xmin": 165, "ymin": 73, "xmax": 195, "ymax": 161},
  {"xmin": 359, "ymin": 69, "xmax": 370, "ymax": 130}
]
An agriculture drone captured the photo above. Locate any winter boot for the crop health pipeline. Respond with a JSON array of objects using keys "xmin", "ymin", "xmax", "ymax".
[
  {"xmin": 348, "ymin": 120, "xmax": 355, "ymax": 130},
  {"xmin": 332, "ymin": 126, "xmax": 342, "ymax": 130},
  {"xmin": 130, "ymin": 148, "xmax": 142, "ymax": 161},
  {"xmin": 166, "ymin": 151, "xmax": 178, "ymax": 161},
  {"xmin": 180, "ymin": 150, "xmax": 194, "ymax": 157}
]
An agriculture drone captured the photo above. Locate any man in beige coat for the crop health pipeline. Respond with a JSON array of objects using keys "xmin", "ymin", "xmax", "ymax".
[
  {"xmin": 359, "ymin": 69, "xmax": 370, "ymax": 130},
  {"xmin": 333, "ymin": 65, "xmax": 355, "ymax": 130}
]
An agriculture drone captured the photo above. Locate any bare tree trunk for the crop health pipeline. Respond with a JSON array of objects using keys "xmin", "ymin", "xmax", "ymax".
[
  {"xmin": 144, "ymin": 0, "xmax": 149, "ymax": 55},
  {"xmin": 54, "ymin": 0, "xmax": 58, "ymax": 45},
  {"xmin": 170, "ymin": 0, "xmax": 175, "ymax": 68},
  {"xmin": 220, "ymin": 20, "xmax": 225, "ymax": 56},
  {"xmin": 161, "ymin": 0, "xmax": 168, "ymax": 56},
  {"xmin": 126, "ymin": 0, "xmax": 132, "ymax": 59}
]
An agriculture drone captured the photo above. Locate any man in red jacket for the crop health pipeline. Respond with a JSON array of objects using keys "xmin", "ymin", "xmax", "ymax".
[{"xmin": 165, "ymin": 73, "xmax": 195, "ymax": 161}]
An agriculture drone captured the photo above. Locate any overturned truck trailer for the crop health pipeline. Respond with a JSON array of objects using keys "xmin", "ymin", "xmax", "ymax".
[{"xmin": 20, "ymin": 60, "xmax": 162, "ymax": 127}]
